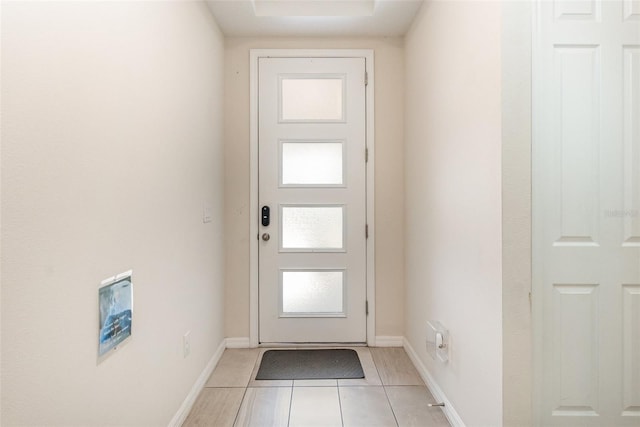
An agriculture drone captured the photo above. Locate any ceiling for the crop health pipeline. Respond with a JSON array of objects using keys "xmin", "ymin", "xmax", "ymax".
[{"xmin": 204, "ymin": 0, "xmax": 425, "ymax": 37}]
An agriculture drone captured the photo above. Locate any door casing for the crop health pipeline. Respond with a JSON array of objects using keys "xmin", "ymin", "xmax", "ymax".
[{"xmin": 249, "ymin": 49, "xmax": 376, "ymax": 347}]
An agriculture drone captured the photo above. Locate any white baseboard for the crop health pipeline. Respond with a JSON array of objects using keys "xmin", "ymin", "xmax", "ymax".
[
  {"xmin": 403, "ymin": 338, "xmax": 465, "ymax": 427},
  {"xmin": 168, "ymin": 339, "xmax": 226, "ymax": 427},
  {"xmin": 374, "ymin": 336, "xmax": 404, "ymax": 347},
  {"xmin": 225, "ymin": 337, "xmax": 251, "ymax": 348}
]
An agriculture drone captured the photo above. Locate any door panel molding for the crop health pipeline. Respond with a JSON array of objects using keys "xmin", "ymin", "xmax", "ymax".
[
  {"xmin": 249, "ymin": 49, "xmax": 375, "ymax": 347},
  {"xmin": 622, "ymin": 284, "xmax": 640, "ymax": 415},
  {"xmin": 533, "ymin": 1, "xmax": 640, "ymax": 425}
]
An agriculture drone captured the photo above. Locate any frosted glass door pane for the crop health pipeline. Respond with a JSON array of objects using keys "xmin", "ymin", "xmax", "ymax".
[
  {"xmin": 282, "ymin": 271, "xmax": 344, "ymax": 314},
  {"xmin": 282, "ymin": 206, "xmax": 344, "ymax": 249},
  {"xmin": 281, "ymin": 78, "xmax": 343, "ymax": 121},
  {"xmin": 282, "ymin": 142, "xmax": 343, "ymax": 185}
]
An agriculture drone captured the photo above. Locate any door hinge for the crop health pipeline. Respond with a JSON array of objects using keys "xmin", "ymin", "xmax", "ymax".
[
  {"xmin": 365, "ymin": 224, "xmax": 369, "ymax": 239},
  {"xmin": 365, "ymin": 148, "xmax": 369, "ymax": 163},
  {"xmin": 365, "ymin": 71, "xmax": 368, "ymax": 87},
  {"xmin": 366, "ymin": 300, "xmax": 369, "ymax": 315}
]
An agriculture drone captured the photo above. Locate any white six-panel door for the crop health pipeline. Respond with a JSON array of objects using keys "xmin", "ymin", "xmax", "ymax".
[
  {"xmin": 258, "ymin": 57, "xmax": 367, "ymax": 344},
  {"xmin": 534, "ymin": 0, "xmax": 640, "ymax": 425}
]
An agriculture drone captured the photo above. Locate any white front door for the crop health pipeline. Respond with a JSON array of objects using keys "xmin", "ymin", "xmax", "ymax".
[
  {"xmin": 534, "ymin": 1, "xmax": 640, "ymax": 425},
  {"xmin": 258, "ymin": 56, "xmax": 368, "ymax": 344}
]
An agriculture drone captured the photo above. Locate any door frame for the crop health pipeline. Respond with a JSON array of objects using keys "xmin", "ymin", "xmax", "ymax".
[{"xmin": 249, "ymin": 49, "xmax": 375, "ymax": 347}]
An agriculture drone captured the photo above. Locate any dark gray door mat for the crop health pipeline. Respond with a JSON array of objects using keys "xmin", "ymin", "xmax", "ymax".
[{"xmin": 255, "ymin": 349, "xmax": 365, "ymax": 380}]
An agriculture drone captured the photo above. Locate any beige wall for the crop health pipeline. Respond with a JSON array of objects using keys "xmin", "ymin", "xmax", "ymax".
[
  {"xmin": 404, "ymin": 1, "xmax": 504, "ymax": 425},
  {"xmin": 224, "ymin": 37, "xmax": 405, "ymax": 339},
  {"xmin": 502, "ymin": 1, "xmax": 533, "ymax": 425},
  {"xmin": 1, "ymin": 2, "xmax": 225, "ymax": 425}
]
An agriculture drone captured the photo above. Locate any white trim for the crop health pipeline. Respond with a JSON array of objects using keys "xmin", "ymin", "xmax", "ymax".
[
  {"xmin": 374, "ymin": 336, "xmax": 404, "ymax": 347},
  {"xmin": 249, "ymin": 49, "xmax": 375, "ymax": 347},
  {"xmin": 168, "ymin": 339, "xmax": 226, "ymax": 427},
  {"xmin": 225, "ymin": 337, "xmax": 252, "ymax": 349},
  {"xmin": 364, "ymin": 52, "xmax": 375, "ymax": 348},
  {"xmin": 249, "ymin": 49, "xmax": 260, "ymax": 348},
  {"xmin": 403, "ymin": 337, "xmax": 465, "ymax": 427}
]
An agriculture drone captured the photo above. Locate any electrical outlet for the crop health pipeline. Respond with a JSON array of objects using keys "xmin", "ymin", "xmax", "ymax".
[{"xmin": 183, "ymin": 331, "xmax": 191, "ymax": 358}]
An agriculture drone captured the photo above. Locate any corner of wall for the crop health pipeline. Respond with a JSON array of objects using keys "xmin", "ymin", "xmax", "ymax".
[
  {"xmin": 168, "ymin": 338, "xmax": 227, "ymax": 427},
  {"xmin": 501, "ymin": 1, "xmax": 533, "ymax": 426},
  {"xmin": 403, "ymin": 338, "xmax": 465, "ymax": 427},
  {"xmin": 225, "ymin": 337, "xmax": 252, "ymax": 349}
]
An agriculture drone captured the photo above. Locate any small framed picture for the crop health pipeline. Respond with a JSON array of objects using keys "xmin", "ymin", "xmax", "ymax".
[{"xmin": 98, "ymin": 271, "xmax": 133, "ymax": 363}]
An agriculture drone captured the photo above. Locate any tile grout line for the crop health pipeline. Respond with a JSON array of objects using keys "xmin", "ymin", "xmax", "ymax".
[
  {"xmin": 369, "ymin": 348, "xmax": 400, "ymax": 427},
  {"xmin": 336, "ymin": 384, "xmax": 345, "ymax": 427},
  {"xmin": 368, "ymin": 348, "xmax": 387, "ymax": 387},
  {"xmin": 232, "ymin": 349, "xmax": 262, "ymax": 427},
  {"xmin": 381, "ymin": 385, "xmax": 401, "ymax": 427},
  {"xmin": 231, "ymin": 385, "xmax": 250, "ymax": 427},
  {"xmin": 286, "ymin": 384, "xmax": 294, "ymax": 427}
]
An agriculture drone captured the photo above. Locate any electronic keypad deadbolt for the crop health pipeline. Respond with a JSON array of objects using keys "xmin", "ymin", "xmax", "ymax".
[{"xmin": 261, "ymin": 206, "xmax": 270, "ymax": 227}]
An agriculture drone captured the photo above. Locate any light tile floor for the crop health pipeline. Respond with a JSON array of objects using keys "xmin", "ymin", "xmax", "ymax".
[{"xmin": 183, "ymin": 347, "xmax": 450, "ymax": 427}]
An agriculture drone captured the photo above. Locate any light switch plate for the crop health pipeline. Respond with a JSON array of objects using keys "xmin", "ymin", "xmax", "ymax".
[
  {"xmin": 203, "ymin": 205, "xmax": 213, "ymax": 223},
  {"xmin": 183, "ymin": 331, "xmax": 191, "ymax": 358}
]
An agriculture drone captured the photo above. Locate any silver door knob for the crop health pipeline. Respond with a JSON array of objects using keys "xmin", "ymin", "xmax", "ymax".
[{"xmin": 262, "ymin": 233, "xmax": 270, "ymax": 241}]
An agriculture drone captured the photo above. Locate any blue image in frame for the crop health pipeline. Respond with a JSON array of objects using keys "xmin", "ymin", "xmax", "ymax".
[{"xmin": 98, "ymin": 273, "xmax": 132, "ymax": 361}]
